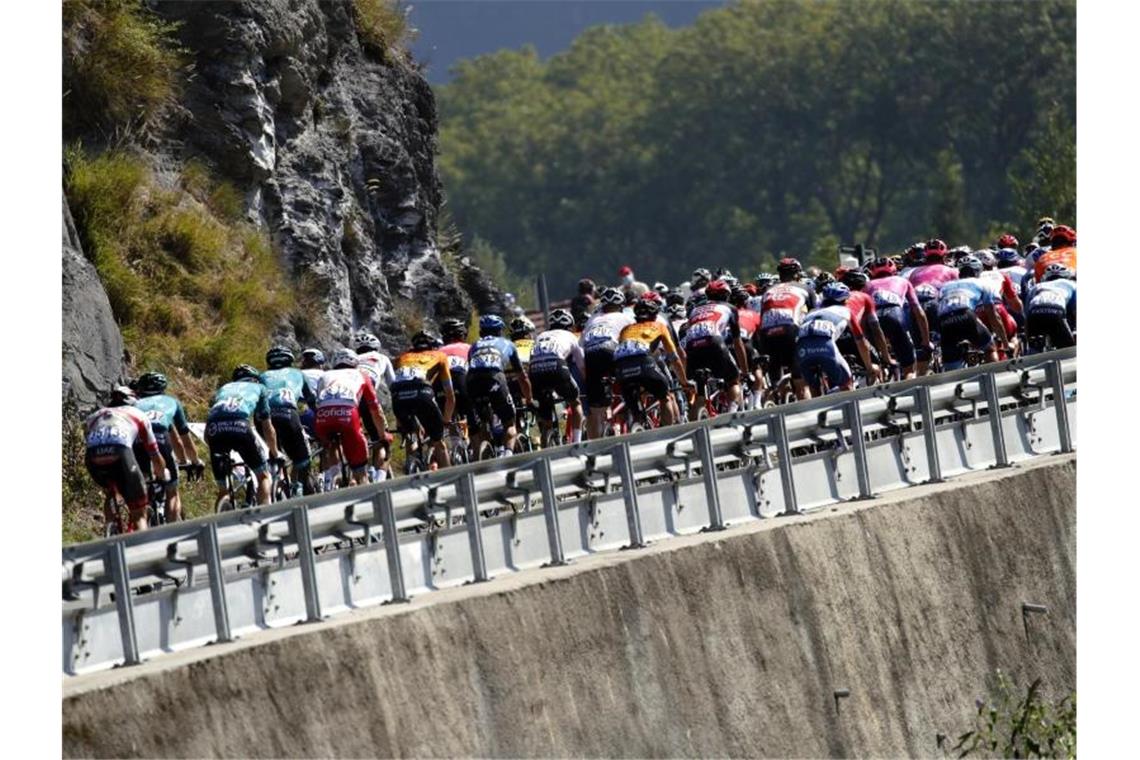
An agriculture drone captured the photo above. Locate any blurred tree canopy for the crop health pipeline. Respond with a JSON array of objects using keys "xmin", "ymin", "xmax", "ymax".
[{"xmin": 437, "ymin": 0, "xmax": 1075, "ymax": 294}]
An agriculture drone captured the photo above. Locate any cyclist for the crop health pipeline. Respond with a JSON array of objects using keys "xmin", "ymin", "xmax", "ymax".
[
  {"xmin": 756, "ymin": 263, "xmax": 814, "ymax": 401},
  {"xmin": 528, "ymin": 308, "xmax": 586, "ymax": 443},
  {"xmin": 580, "ymin": 287, "xmax": 634, "ymax": 439},
  {"xmin": 391, "ymin": 331, "xmax": 455, "ymax": 469},
  {"xmin": 134, "ymin": 371, "xmax": 203, "ymax": 521},
  {"xmin": 683, "ymin": 278, "xmax": 749, "ymax": 417},
  {"xmin": 936, "ymin": 255, "xmax": 1010, "ymax": 370},
  {"xmin": 731, "ymin": 284, "xmax": 765, "ymax": 404},
  {"xmin": 976, "ymin": 250, "xmax": 1023, "ymax": 356},
  {"xmin": 85, "ymin": 386, "xmax": 168, "ymax": 532},
  {"xmin": 614, "ymin": 296, "xmax": 690, "ymax": 426},
  {"xmin": 795, "ymin": 283, "xmax": 875, "ymax": 396},
  {"xmin": 439, "ymin": 317, "xmax": 474, "ymax": 431},
  {"xmin": 898, "ymin": 242, "xmax": 927, "ymax": 280},
  {"xmin": 509, "ymin": 314, "xmax": 537, "ymax": 409},
  {"xmin": 907, "ymin": 239, "xmax": 960, "ymax": 290},
  {"xmin": 314, "ymin": 349, "xmax": 387, "ymax": 486},
  {"xmin": 205, "ymin": 365, "xmax": 280, "ymax": 506},
  {"xmin": 865, "ymin": 258, "xmax": 932, "ymax": 380},
  {"xmin": 1024, "ymin": 264, "xmax": 1076, "ymax": 352},
  {"xmin": 354, "ymin": 332, "xmax": 395, "ymax": 473},
  {"xmin": 1033, "ymin": 225, "xmax": 1077, "ymax": 282},
  {"xmin": 572, "ymin": 308, "xmax": 590, "ymax": 337},
  {"xmin": 836, "ymin": 268, "xmax": 889, "ymax": 383},
  {"xmin": 467, "ymin": 314, "xmax": 532, "ymax": 454},
  {"xmin": 570, "ymin": 278, "xmax": 598, "ymax": 317},
  {"xmin": 776, "ymin": 257, "xmax": 819, "ymax": 307},
  {"xmin": 260, "ymin": 346, "xmax": 317, "ymax": 495}
]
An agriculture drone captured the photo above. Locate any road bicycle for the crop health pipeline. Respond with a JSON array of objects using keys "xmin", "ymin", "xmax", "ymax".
[{"xmin": 212, "ymin": 451, "xmax": 257, "ymax": 513}]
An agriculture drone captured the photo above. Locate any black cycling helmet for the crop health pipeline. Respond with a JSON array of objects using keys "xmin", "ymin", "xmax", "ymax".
[
  {"xmin": 266, "ymin": 345, "xmax": 294, "ymax": 369},
  {"xmin": 665, "ymin": 291, "xmax": 685, "ymax": 307},
  {"xmin": 599, "ymin": 287, "xmax": 625, "ymax": 309},
  {"xmin": 840, "ymin": 268, "xmax": 869, "ymax": 289},
  {"xmin": 690, "ymin": 268, "xmax": 712, "ymax": 289},
  {"xmin": 440, "ymin": 318, "xmax": 467, "ymax": 343},
  {"xmin": 354, "ymin": 332, "xmax": 381, "ymax": 353},
  {"xmin": 548, "ymin": 308, "xmax": 574, "ymax": 330},
  {"xmin": 232, "ymin": 364, "xmax": 261, "ymax": 382},
  {"xmin": 109, "ymin": 385, "xmax": 137, "ymax": 406},
  {"xmin": 573, "ymin": 309, "xmax": 590, "ymax": 330},
  {"xmin": 633, "ymin": 299, "xmax": 659, "ymax": 321},
  {"xmin": 813, "ymin": 271, "xmax": 835, "ymax": 290},
  {"xmin": 412, "ymin": 330, "xmax": 443, "ymax": 350},
  {"xmin": 510, "ymin": 315, "xmax": 535, "ymax": 339},
  {"xmin": 730, "ymin": 285, "xmax": 749, "ymax": 307},
  {"xmin": 135, "ymin": 371, "xmax": 167, "ymax": 397}
]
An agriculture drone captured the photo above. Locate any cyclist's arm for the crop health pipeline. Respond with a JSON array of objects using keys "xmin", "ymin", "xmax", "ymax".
[
  {"xmin": 862, "ymin": 307, "xmax": 893, "ymax": 368},
  {"xmin": 138, "ymin": 419, "xmax": 167, "ymax": 479},
  {"xmin": 854, "ymin": 335, "xmax": 875, "ymax": 380},
  {"xmin": 981, "ymin": 303, "xmax": 1009, "ymax": 347},
  {"xmin": 254, "ymin": 391, "xmax": 278, "ymax": 458},
  {"xmin": 301, "ymin": 377, "xmax": 317, "ymax": 409},
  {"xmin": 361, "ymin": 377, "xmax": 387, "ymax": 439},
  {"xmin": 506, "ymin": 347, "xmax": 533, "ymax": 404},
  {"xmin": 728, "ymin": 311, "xmax": 748, "ymax": 378},
  {"xmin": 437, "ymin": 357, "xmax": 455, "ymax": 424}
]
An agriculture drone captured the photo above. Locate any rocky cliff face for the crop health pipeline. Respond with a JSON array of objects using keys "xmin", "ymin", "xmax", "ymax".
[{"xmin": 62, "ymin": 0, "xmax": 504, "ymax": 409}]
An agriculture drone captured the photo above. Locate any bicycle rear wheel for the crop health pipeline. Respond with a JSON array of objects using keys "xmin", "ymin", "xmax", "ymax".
[{"xmin": 477, "ymin": 440, "xmax": 497, "ymax": 461}]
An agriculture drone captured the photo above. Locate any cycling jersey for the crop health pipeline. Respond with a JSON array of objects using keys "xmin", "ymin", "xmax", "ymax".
[
  {"xmin": 1033, "ymin": 246, "xmax": 1076, "ymax": 281},
  {"xmin": 580, "ymin": 312, "xmax": 635, "ymax": 353},
  {"xmin": 796, "ymin": 306, "xmax": 860, "ymax": 391},
  {"xmin": 1026, "ymin": 280, "xmax": 1077, "ymax": 318},
  {"xmin": 300, "ymin": 368, "xmax": 323, "ymax": 397},
  {"xmin": 440, "ymin": 342, "xmax": 471, "ymax": 373},
  {"xmin": 799, "ymin": 305, "xmax": 863, "ymax": 342},
  {"xmin": 356, "ymin": 350, "xmax": 395, "ymax": 390},
  {"xmin": 315, "ymin": 368, "xmax": 381, "ymax": 411},
  {"xmin": 998, "ymin": 264, "xmax": 1030, "ymax": 290},
  {"xmin": 512, "ymin": 337, "xmax": 535, "ymax": 367},
  {"xmin": 314, "ymin": 369, "xmax": 380, "ymax": 470},
  {"xmin": 737, "ymin": 308, "xmax": 761, "ymax": 341},
  {"xmin": 979, "ymin": 270, "xmax": 1020, "ymax": 307},
  {"xmin": 85, "ymin": 406, "xmax": 160, "ymax": 453},
  {"xmin": 260, "ymin": 367, "xmax": 314, "ymax": 411},
  {"xmin": 392, "ymin": 349, "xmax": 453, "ymax": 386},
  {"xmin": 615, "ymin": 320, "xmax": 679, "ymax": 361},
  {"xmin": 760, "ymin": 283, "xmax": 811, "ymax": 330},
  {"xmin": 468, "ymin": 336, "xmax": 525, "ymax": 374},
  {"xmin": 134, "ymin": 394, "xmax": 191, "ymax": 435},
  {"xmin": 865, "ymin": 276, "xmax": 921, "ymax": 311},
  {"xmin": 683, "ymin": 303, "xmax": 740, "ymax": 348},
  {"xmin": 531, "ymin": 329, "xmax": 586, "ymax": 375},
  {"xmin": 937, "ymin": 280, "xmax": 996, "ymax": 315},
  {"xmin": 844, "ymin": 290, "xmax": 878, "ymax": 335},
  {"xmin": 907, "ymin": 263, "xmax": 959, "ymax": 290},
  {"xmin": 207, "ymin": 380, "xmax": 271, "ymax": 423}
]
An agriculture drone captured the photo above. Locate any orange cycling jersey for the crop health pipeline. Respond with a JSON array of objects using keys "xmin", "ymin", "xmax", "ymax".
[
  {"xmin": 1034, "ymin": 246, "xmax": 1077, "ymax": 281},
  {"xmin": 392, "ymin": 350, "xmax": 452, "ymax": 386},
  {"xmin": 614, "ymin": 320, "xmax": 678, "ymax": 360}
]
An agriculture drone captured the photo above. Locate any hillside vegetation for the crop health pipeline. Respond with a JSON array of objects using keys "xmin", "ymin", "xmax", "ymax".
[{"xmin": 438, "ymin": 0, "xmax": 1076, "ymax": 292}]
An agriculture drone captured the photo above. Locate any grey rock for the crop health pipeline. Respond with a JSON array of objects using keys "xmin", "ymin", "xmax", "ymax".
[{"xmin": 62, "ymin": 194, "xmax": 124, "ymax": 412}]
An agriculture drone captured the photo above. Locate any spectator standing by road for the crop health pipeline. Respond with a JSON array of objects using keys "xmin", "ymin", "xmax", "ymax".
[{"xmin": 618, "ymin": 265, "xmax": 649, "ymax": 299}]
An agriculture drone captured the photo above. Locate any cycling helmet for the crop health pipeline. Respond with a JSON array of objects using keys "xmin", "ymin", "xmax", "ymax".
[
  {"xmin": 232, "ymin": 364, "xmax": 261, "ymax": 382},
  {"xmin": 687, "ymin": 291, "xmax": 709, "ymax": 311},
  {"xmin": 705, "ymin": 278, "xmax": 731, "ymax": 302},
  {"xmin": 840, "ymin": 268, "xmax": 869, "ymax": 289},
  {"xmin": 997, "ymin": 233, "xmax": 1019, "ymax": 249},
  {"xmin": 730, "ymin": 285, "xmax": 749, "ymax": 307},
  {"xmin": 755, "ymin": 271, "xmax": 779, "ymax": 287},
  {"xmin": 720, "ymin": 273, "xmax": 740, "ymax": 288},
  {"xmin": 915, "ymin": 284, "xmax": 938, "ymax": 304},
  {"xmin": 653, "ymin": 282, "xmax": 670, "ymax": 297},
  {"xmin": 509, "ymin": 315, "xmax": 535, "ymax": 339},
  {"xmin": 599, "ymin": 287, "xmax": 625, "ymax": 308},
  {"xmin": 996, "ymin": 248, "xmax": 1022, "ymax": 267},
  {"xmin": 109, "ymin": 385, "xmax": 138, "ymax": 407},
  {"xmin": 924, "ymin": 239, "xmax": 949, "ymax": 259},
  {"xmin": 977, "ymin": 250, "xmax": 997, "ymax": 270},
  {"xmin": 479, "ymin": 314, "xmax": 506, "ymax": 335},
  {"xmin": 546, "ymin": 308, "xmax": 573, "ymax": 330},
  {"xmin": 266, "ymin": 344, "xmax": 295, "ymax": 369},
  {"xmin": 813, "ymin": 271, "xmax": 834, "ymax": 290},
  {"xmin": 904, "ymin": 242, "xmax": 926, "ymax": 267},
  {"xmin": 1037, "ymin": 216, "xmax": 1056, "ymax": 228},
  {"xmin": 330, "ymin": 348, "xmax": 359, "ymax": 369},
  {"xmin": 354, "ymin": 332, "xmax": 381, "ymax": 354},
  {"xmin": 1035, "ymin": 223, "xmax": 1054, "ymax": 243},
  {"xmin": 1050, "ymin": 224, "xmax": 1076, "ymax": 248},
  {"xmin": 690, "ymin": 268, "xmax": 712, "ymax": 289},
  {"xmin": 868, "ymin": 257, "xmax": 897, "ymax": 278},
  {"xmin": 821, "ymin": 282, "xmax": 851, "ymax": 305},
  {"xmin": 440, "ymin": 318, "xmax": 467, "ymax": 343},
  {"xmin": 301, "ymin": 348, "xmax": 325, "ymax": 367},
  {"xmin": 776, "ymin": 257, "xmax": 803, "ymax": 277},
  {"xmin": 1042, "ymin": 263, "xmax": 1075, "ymax": 281},
  {"xmin": 666, "ymin": 303, "xmax": 686, "ymax": 321},
  {"xmin": 135, "ymin": 371, "xmax": 168, "ymax": 396},
  {"xmin": 633, "ymin": 299, "xmax": 659, "ymax": 321},
  {"xmin": 573, "ymin": 309, "xmax": 590, "ymax": 330},
  {"xmin": 957, "ymin": 254, "xmax": 983, "ymax": 278},
  {"xmin": 411, "ymin": 330, "xmax": 443, "ymax": 350},
  {"xmin": 665, "ymin": 291, "xmax": 686, "ymax": 307}
]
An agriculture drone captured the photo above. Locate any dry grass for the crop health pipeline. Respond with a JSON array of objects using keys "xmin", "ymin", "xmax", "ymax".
[{"xmin": 352, "ymin": 0, "xmax": 414, "ymax": 62}]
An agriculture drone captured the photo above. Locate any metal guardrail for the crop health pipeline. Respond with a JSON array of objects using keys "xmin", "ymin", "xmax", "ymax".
[{"xmin": 62, "ymin": 349, "xmax": 1076, "ymax": 677}]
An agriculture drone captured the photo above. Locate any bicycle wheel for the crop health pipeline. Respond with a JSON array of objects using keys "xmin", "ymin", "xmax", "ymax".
[
  {"xmin": 477, "ymin": 440, "xmax": 497, "ymax": 461},
  {"xmin": 541, "ymin": 427, "xmax": 563, "ymax": 449},
  {"xmin": 449, "ymin": 440, "xmax": 469, "ymax": 465},
  {"xmin": 216, "ymin": 495, "xmax": 235, "ymax": 513}
]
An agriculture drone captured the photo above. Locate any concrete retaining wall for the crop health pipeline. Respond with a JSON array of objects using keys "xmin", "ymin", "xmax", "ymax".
[{"xmin": 63, "ymin": 455, "xmax": 1076, "ymax": 758}]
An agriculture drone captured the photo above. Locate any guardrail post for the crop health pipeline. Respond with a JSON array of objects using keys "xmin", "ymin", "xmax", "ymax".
[
  {"xmin": 847, "ymin": 399, "xmax": 873, "ymax": 498},
  {"xmin": 1048, "ymin": 359, "xmax": 1074, "ymax": 453},
  {"xmin": 107, "ymin": 539, "xmax": 141, "ymax": 666},
  {"xmin": 982, "ymin": 371, "xmax": 1011, "ymax": 468},
  {"xmin": 533, "ymin": 458, "xmax": 567, "ymax": 566},
  {"xmin": 376, "ymin": 490, "xmax": 409, "ymax": 602},
  {"xmin": 772, "ymin": 412, "xmax": 800, "ymax": 515},
  {"xmin": 612, "ymin": 442, "xmax": 647, "ymax": 548},
  {"xmin": 694, "ymin": 426, "xmax": 726, "ymax": 530},
  {"xmin": 916, "ymin": 386, "xmax": 943, "ymax": 483},
  {"xmin": 198, "ymin": 523, "xmax": 233, "ymax": 644},
  {"xmin": 291, "ymin": 506, "xmax": 323, "ymax": 622},
  {"xmin": 458, "ymin": 473, "xmax": 489, "ymax": 582}
]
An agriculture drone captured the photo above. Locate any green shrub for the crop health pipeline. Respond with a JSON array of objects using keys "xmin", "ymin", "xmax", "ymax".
[
  {"xmin": 352, "ymin": 0, "xmax": 413, "ymax": 61},
  {"xmin": 63, "ymin": 0, "xmax": 184, "ymax": 136},
  {"xmin": 950, "ymin": 670, "xmax": 1075, "ymax": 758}
]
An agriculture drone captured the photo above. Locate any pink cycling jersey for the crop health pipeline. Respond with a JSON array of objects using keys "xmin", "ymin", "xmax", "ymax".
[
  {"xmin": 865, "ymin": 275, "xmax": 921, "ymax": 311},
  {"xmin": 907, "ymin": 263, "xmax": 959, "ymax": 291}
]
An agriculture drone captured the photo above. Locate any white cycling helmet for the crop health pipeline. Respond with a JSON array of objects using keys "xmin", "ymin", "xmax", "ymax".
[{"xmin": 331, "ymin": 348, "xmax": 359, "ymax": 369}]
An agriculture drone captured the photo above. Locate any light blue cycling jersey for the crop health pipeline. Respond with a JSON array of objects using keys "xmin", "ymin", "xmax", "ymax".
[
  {"xmin": 1026, "ymin": 280, "xmax": 1077, "ymax": 315},
  {"xmin": 207, "ymin": 380, "xmax": 271, "ymax": 423},
  {"xmin": 936, "ymin": 280, "xmax": 996, "ymax": 315},
  {"xmin": 135, "ymin": 394, "xmax": 190, "ymax": 434},
  {"xmin": 260, "ymin": 367, "xmax": 313, "ymax": 410}
]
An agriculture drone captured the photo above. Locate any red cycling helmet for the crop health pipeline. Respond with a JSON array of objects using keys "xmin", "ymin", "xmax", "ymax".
[
  {"xmin": 705, "ymin": 278, "xmax": 731, "ymax": 301},
  {"xmin": 924, "ymin": 239, "xmax": 948, "ymax": 259},
  {"xmin": 744, "ymin": 282, "xmax": 758, "ymax": 296},
  {"xmin": 868, "ymin": 257, "xmax": 897, "ymax": 278},
  {"xmin": 1050, "ymin": 225, "xmax": 1076, "ymax": 248},
  {"xmin": 997, "ymin": 233, "xmax": 1019, "ymax": 249},
  {"xmin": 639, "ymin": 290, "xmax": 663, "ymax": 305}
]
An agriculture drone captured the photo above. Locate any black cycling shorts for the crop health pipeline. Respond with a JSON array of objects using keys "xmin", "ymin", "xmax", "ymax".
[
  {"xmin": 393, "ymin": 379, "xmax": 446, "ymax": 442},
  {"xmin": 1026, "ymin": 308, "xmax": 1075, "ymax": 351},
  {"xmin": 877, "ymin": 305, "xmax": 916, "ymax": 368},
  {"xmin": 939, "ymin": 308, "xmax": 993, "ymax": 366},
  {"xmin": 529, "ymin": 359, "xmax": 580, "ymax": 421},
  {"xmin": 756, "ymin": 325, "xmax": 802, "ymax": 384},
  {"xmin": 86, "ymin": 444, "xmax": 147, "ymax": 508},
  {"xmin": 686, "ymin": 339, "xmax": 740, "ymax": 391},
  {"xmin": 360, "ymin": 399, "xmax": 381, "ymax": 443},
  {"xmin": 615, "ymin": 354, "xmax": 671, "ymax": 403},
  {"xmin": 205, "ymin": 418, "xmax": 268, "ymax": 485},
  {"xmin": 436, "ymin": 367, "xmax": 476, "ymax": 429},
  {"xmin": 150, "ymin": 430, "xmax": 179, "ymax": 486},
  {"xmin": 467, "ymin": 369, "xmax": 516, "ymax": 427},
  {"xmin": 584, "ymin": 347, "xmax": 616, "ymax": 407},
  {"xmin": 270, "ymin": 407, "xmax": 312, "ymax": 466}
]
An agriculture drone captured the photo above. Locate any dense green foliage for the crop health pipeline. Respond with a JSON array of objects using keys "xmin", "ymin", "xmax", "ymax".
[
  {"xmin": 950, "ymin": 670, "xmax": 1075, "ymax": 758},
  {"xmin": 438, "ymin": 0, "xmax": 1075, "ymax": 293}
]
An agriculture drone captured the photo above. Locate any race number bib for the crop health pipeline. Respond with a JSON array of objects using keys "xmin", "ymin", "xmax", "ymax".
[
  {"xmin": 614, "ymin": 339, "xmax": 649, "ymax": 359},
  {"xmin": 873, "ymin": 290, "xmax": 904, "ymax": 308},
  {"xmin": 469, "ymin": 346, "xmax": 503, "ymax": 370},
  {"xmin": 802, "ymin": 319, "xmax": 838, "ymax": 339},
  {"xmin": 762, "ymin": 309, "xmax": 793, "ymax": 328}
]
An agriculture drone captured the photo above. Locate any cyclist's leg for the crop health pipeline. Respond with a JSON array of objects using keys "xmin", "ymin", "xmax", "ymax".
[
  {"xmin": 938, "ymin": 309, "xmax": 975, "ymax": 371},
  {"xmin": 411, "ymin": 384, "xmax": 449, "ymax": 468},
  {"xmin": 880, "ymin": 306, "xmax": 917, "ymax": 379},
  {"xmin": 233, "ymin": 422, "xmax": 272, "ymax": 503},
  {"xmin": 715, "ymin": 340, "xmax": 743, "ymax": 411},
  {"xmin": 488, "ymin": 372, "xmax": 518, "ymax": 452},
  {"xmin": 584, "ymin": 348, "xmax": 613, "ymax": 439},
  {"xmin": 273, "ymin": 409, "xmax": 313, "ymax": 495},
  {"xmin": 204, "ymin": 424, "xmax": 236, "ymax": 504},
  {"xmin": 155, "ymin": 432, "xmax": 182, "ymax": 520}
]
